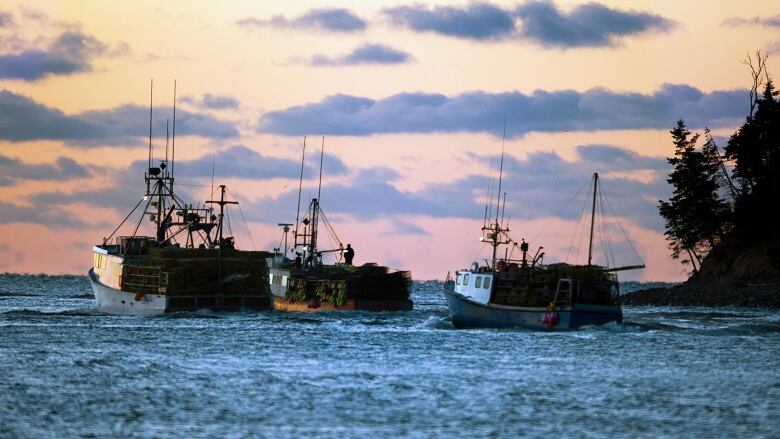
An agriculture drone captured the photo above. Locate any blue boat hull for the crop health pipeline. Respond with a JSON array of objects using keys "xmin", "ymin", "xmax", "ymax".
[{"xmin": 443, "ymin": 287, "xmax": 622, "ymax": 330}]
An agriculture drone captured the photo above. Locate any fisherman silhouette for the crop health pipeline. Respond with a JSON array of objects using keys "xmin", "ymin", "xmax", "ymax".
[
  {"xmin": 344, "ymin": 244, "xmax": 355, "ymax": 265},
  {"xmin": 294, "ymin": 252, "xmax": 302, "ymax": 269}
]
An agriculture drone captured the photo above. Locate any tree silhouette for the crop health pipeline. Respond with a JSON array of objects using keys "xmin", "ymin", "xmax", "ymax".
[
  {"xmin": 659, "ymin": 120, "xmax": 731, "ymax": 273},
  {"xmin": 725, "ymin": 78, "xmax": 780, "ymax": 241}
]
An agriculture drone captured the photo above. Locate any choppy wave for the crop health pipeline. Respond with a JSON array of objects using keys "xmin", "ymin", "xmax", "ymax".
[
  {"xmin": 2, "ymin": 308, "xmax": 101, "ymax": 317},
  {"xmin": 1, "ymin": 275, "xmax": 779, "ymax": 438}
]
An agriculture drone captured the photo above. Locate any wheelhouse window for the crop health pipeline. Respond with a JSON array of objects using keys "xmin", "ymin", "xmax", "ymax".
[
  {"xmin": 456, "ymin": 274, "xmax": 462, "ymax": 285},
  {"xmin": 463, "ymin": 274, "xmax": 470, "ymax": 285},
  {"xmin": 475, "ymin": 277, "xmax": 482, "ymax": 288},
  {"xmin": 483, "ymin": 277, "xmax": 491, "ymax": 289}
]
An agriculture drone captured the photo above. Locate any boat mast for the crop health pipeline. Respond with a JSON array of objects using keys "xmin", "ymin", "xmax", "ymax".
[
  {"xmin": 587, "ymin": 172, "xmax": 598, "ymax": 267},
  {"xmin": 171, "ymin": 79, "xmax": 176, "ymax": 194},
  {"xmin": 206, "ymin": 185, "xmax": 236, "ymax": 307},
  {"xmin": 294, "ymin": 137, "xmax": 307, "ymax": 251},
  {"xmin": 317, "ymin": 136, "xmax": 324, "ymax": 203},
  {"xmin": 156, "ymin": 167, "xmax": 164, "ymax": 242},
  {"xmin": 484, "ymin": 122, "xmax": 510, "ymax": 272},
  {"xmin": 207, "ymin": 185, "xmax": 238, "ymax": 247},
  {"xmin": 148, "ymin": 79, "xmax": 153, "ymax": 171},
  {"xmin": 492, "ymin": 123, "xmax": 507, "ymax": 270},
  {"xmin": 495, "ymin": 122, "xmax": 505, "ymax": 225},
  {"xmin": 310, "ymin": 137, "xmax": 325, "ymax": 258}
]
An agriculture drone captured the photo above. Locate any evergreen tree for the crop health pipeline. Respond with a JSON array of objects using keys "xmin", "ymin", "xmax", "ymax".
[
  {"xmin": 725, "ymin": 78, "xmax": 780, "ymax": 239},
  {"xmin": 658, "ymin": 120, "xmax": 731, "ymax": 272}
]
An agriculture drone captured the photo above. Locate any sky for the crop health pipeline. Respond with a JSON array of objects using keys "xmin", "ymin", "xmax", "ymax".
[{"xmin": 0, "ymin": 0, "xmax": 778, "ymax": 280}]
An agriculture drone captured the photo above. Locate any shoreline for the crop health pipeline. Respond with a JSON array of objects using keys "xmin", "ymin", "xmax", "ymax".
[{"xmin": 622, "ymin": 283, "xmax": 780, "ymax": 308}]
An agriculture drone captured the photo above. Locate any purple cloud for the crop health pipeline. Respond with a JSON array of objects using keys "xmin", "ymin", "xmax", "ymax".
[
  {"xmin": 0, "ymin": 31, "xmax": 119, "ymax": 80},
  {"xmin": 308, "ymin": 44, "xmax": 414, "ymax": 66},
  {"xmin": 257, "ymin": 84, "xmax": 747, "ymax": 137},
  {"xmin": 237, "ymin": 8, "xmax": 366, "ymax": 33}
]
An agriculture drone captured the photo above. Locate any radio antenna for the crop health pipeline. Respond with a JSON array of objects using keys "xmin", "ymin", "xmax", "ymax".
[
  {"xmin": 294, "ymin": 137, "xmax": 307, "ymax": 245},
  {"xmin": 500, "ymin": 192, "xmax": 507, "ymax": 227},
  {"xmin": 171, "ymin": 79, "xmax": 177, "ymax": 179},
  {"xmin": 495, "ymin": 119, "xmax": 506, "ymax": 224},
  {"xmin": 148, "ymin": 79, "xmax": 153, "ymax": 169},
  {"xmin": 317, "ymin": 136, "xmax": 325, "ymax": 203},
  {"xmin": 165, "ymin": 119, "xmax": 170, "ymax": 165},
  {"xmin": 483, "ymin": 157, "xmax": 493, "ymax": 229}
]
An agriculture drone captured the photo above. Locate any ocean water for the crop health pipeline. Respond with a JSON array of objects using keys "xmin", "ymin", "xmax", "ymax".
[{"xmin": 1, "ymin": 275, "xmax": 779, "ymax": 438}]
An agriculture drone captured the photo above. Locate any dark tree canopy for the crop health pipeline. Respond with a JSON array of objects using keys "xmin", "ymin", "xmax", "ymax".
[
  {"xmin": 725, "ymin": 78, "xmax": 780, "ymax": 240},
  {"xmin": 659, "ymin": 64, "xmax": 779, "ymax": 276},
  {"xmin": 658, "ymin": 120, "xmax": 730, "ymax": 273}
]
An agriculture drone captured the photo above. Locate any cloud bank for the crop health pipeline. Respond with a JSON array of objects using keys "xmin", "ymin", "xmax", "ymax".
[
  {"xmin": 0, "ymin": 154, "xmax": 90, "ymax": 186},
  {"xmin": 173, "ymin": 145, "xmax": 348, "ymax": 180},
  {"xmin": 228, "ymin": 144, "xmax": 667, "ymax": 234},
  {"xmin": 308, "ymin": 44, "xmax": 413, "ymax": 66},
  {"xmin": 12, "ymin": 141, "xmax": 668, "ymax": 242},
  {"xmin": 515, "ymin": 1, "xmax": 674, "ymax": 48},
  {"xmin": 237, "ymin": 8, "xmax": 366, "ymax": 33},
  {"xmin": 25, "ymin": 145, "xmax": 347, "ymax": 228},
  {"xmin": 257, "ymin": 84, "xmax": 747, "ymax": 137},
  {"xmin": 722, "ymin": 14, "xmax": 780, "ymax": 28},
  {"xmin": 181, "ymin": 94, "xmax": 240, "ymax": 110},
  {"xmin": 382, "ymin": 1, "xmax": 673, "ymax": 48},
  {"xmin": 383, "ymin": 3, "xmax": 516, "ymax": 41},
  {"xmin": 0, "ymin": 31, "xmax": 126, "ymax": 80},
  {"xmin": 0, "ymin": 90, "xmax": 239, "ymax": 146}
]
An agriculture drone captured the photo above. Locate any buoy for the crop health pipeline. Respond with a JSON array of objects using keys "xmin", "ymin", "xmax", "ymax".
[{"xmin": 540, "ymin": 309, "xmax": 559, "ymax": 327}]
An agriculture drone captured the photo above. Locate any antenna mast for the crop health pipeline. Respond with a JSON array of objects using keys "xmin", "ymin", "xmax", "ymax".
[
  {"xmin": 171, "ymin": 79, "xmax": 176, "ymax": 183},
  {"xmin": 317, "ymin": 136, "xmax": 325, "ymax": 203},
  {"xmin": 165, "ymin": 119, "xmax": 169, "ymax": 164},
  {"xmin": 587, "ymin": 172, "xmax": 599, "ymax": 267},
  {"xmin": 482, "ymin": 121, "xmax": 511, "ymax": 271},
  {"xmin": 495, "ymin": 120, "xmax": 506, "ymax": 224},
  {"xmin": 500, "ymin": 192, "xmax": 507, "ymax": 227},
  {"xmin": 148, "ymin": 79, "xmax": 153, "ymax": 170},
  {"xmin": 483, "ymin": 158, "xmax": 494, "ymax": 229},
  {"xmin": 294, "ymin": 137, "xmax": 307, "ymax": 248}
]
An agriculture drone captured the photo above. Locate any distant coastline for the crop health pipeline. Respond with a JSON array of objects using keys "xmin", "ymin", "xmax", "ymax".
[{"xmin": 622, "ymin": 283, "xmax": 780, "ymax": 308}]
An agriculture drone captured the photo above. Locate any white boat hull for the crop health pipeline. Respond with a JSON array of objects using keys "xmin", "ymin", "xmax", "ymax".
[{"xmin": 89, "ymin": 269, "xmax": 167, "ymax": 315}]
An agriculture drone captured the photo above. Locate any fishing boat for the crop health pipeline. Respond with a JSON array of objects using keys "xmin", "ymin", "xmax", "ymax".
[
  {"xmin": 89, "ymin": 81, "xmax": 273, "ymax": 315},
  {"xmin": 267, "ymin": 137, "xmax": 413, "ymax": 312},
  {"xmin": 443, "ymin": 146, "xmax": 644, "ymax": 329}
]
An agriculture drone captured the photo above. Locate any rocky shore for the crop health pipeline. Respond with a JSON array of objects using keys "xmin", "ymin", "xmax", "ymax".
[{"xmin": 622, "ymin": 282, "xmax": 780, "ymax": 308}]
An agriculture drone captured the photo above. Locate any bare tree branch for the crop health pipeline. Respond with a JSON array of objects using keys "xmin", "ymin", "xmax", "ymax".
[{"xmin": 741, "ymin": 50, "xmax": 768, "ymax": 117}]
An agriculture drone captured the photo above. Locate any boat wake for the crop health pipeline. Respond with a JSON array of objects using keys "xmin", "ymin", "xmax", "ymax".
[
  {"xmin": 2, "ymin": 308, "xmax": 102, "ymax": 317},
  {"xmin": 416, "ymin": 315, "xmax": 453, "ymax": 330}
]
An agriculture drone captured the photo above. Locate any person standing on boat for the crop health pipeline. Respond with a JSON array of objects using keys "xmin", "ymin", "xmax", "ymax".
[{"xmin": 344, "ymin": 244, "xmax": 355, "ymax": 265}]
